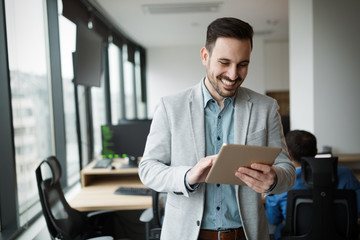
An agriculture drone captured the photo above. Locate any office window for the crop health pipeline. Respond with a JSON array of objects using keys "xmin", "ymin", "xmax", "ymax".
[
  {"xmin": 91, "ymin": 75, "xmax": 107, "ymax": 158},
  {"xmin": 123, "ymin": 44, "xmax": 136, "ymax": 119},
  {"xmin": 77, "ymin": 85, "xmax": 90, "ymax": 167},
  {"xmin": 134, "ymin": 50, "xmax": 146, "ymax": 119},
  {"xmin": 5, "ymin": 0, "xmax": 53, "ymax": 225},
  {"xmin": 109, "ymin": 42, "xmax": 124, "ymax": 124},
  {"xmin": 58, "ymin": 8, "xmax": 80, "ymax": 185}
]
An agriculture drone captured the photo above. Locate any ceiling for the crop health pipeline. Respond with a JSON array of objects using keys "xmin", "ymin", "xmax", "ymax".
[{"xmin": 89, "ymin": 0, "xmax": 289, "ymax": 48}]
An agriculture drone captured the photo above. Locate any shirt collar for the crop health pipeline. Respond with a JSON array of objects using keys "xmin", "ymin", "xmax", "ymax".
[{"xmin": 201, "ymin": 78, "xmax": 236, "ymax": 109}]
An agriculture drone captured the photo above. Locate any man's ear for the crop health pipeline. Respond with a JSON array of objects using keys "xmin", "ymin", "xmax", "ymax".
[{"xmin": 200, "ymin": 47, "xmax": 209, "ymax": 66}]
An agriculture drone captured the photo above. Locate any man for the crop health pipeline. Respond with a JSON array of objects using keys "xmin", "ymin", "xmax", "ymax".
[
  {"xmin": 266, "ymin": 130, "xmax": 360, "ymax": 240},
  {"xmin": 139, "ymin": 17, "xmax": 296, "ymax": 240}
]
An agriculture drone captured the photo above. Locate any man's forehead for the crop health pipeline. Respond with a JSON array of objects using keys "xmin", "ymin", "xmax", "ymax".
[{"xmin": 211, "ymin": 37, "xmax": 251, "ymax": 60}]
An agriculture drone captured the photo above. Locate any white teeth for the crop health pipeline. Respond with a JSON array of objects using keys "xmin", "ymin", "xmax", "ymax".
[{"xmin": 222, "ymin": 79, "xmax": 235, "ymax": 86}]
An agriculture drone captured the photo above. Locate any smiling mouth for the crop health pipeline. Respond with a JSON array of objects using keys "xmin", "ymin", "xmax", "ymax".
[{"xmin": 221, "ymin": 79, "xmax": 236, "ymax": 86}]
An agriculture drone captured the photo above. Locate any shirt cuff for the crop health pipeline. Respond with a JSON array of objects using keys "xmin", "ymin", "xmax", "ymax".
[{"xmin": 184, "ymin": 169, "xmax": 200, "ymax": 192}]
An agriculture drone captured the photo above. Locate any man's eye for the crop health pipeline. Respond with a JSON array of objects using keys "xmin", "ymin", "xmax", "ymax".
[
  {"xmin": 237, "ymin": 63, "xmax": 248, "ymax": 68},
  {"xmin": 219, "ymin": 61, "xmax": 229, "ymax": 65}
]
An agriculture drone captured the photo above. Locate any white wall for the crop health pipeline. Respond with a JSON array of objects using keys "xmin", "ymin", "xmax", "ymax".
[
  {"xmin": 146, "ymin": 37, "xmax": 272, "ymax": 117},
  {"xmin": 313, "ymin": 0, "xmax": 360, "ymax": 153},
  {"xmin": 289, "ymin": 0, "xmax": 314, "ymax": 133},
  {"xmin": 244, "ymin": 37, "xmax": 267, "ymax": 94},
  {"xmin": 289, "ymin": 0, "xmax": 360, "ymax": 153},
  {"xmin": 146, "ymin": 45, "xmax": 203, "ymax": 117},
  {"xmin": 264, "ymin": 40, "xmax": 289, "ymax": 91}
]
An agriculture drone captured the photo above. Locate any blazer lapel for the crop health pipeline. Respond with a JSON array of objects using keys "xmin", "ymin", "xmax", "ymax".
[
  {"xmin": 234, "ymin": 88, "xmax": 252, "ymax": 145},
  {"xmin": 189, "ymin": 82, "xmax": 206, "ymax": 161}
]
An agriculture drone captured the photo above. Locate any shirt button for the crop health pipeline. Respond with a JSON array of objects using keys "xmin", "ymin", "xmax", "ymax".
[
  {"xmin": 218, "ymin": 115, "xmax": 221, "ymax": 119},
  {"xmin": 216, "ymin": 206, "xmax": 220, "ymax": 211},
  {"xmin": 217, "ymin": 184, "xmax": 220, "ymax": 187},
  {"xmin": 196, "ymin": 220, "xmax": 200, "ymax": 226},
  {"xmin": 217, "ymin": 136, "xmax": 221, "ymax": 141}
]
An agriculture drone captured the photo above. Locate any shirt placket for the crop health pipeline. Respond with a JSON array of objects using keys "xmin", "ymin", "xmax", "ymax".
[{"xmin": 215, "ymin": 105, "xmax": 224, "ymax": 229}]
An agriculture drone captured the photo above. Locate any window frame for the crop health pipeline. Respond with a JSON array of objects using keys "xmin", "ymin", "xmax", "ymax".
[{"xmin": 0, "ymin": 0, "xmax": 19, "ymax": 237}]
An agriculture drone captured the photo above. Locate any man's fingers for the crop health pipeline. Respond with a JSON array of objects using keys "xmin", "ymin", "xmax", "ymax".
[
  {"xmin": 188, "ymin": 155, "xmax": 217, "ymax": 185},
  {"xmin": 235, "ymin": 165, "xmax": 275, "ymax": 193},
  {"xmin": 250, "ymin": 163, "xmax": 271, "ymax": 174}
]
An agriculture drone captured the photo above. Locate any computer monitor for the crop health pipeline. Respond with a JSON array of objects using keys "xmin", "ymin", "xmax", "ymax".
[{"xmin": 101, "ymin": 119, "xmax": 152, "ymax": 159}]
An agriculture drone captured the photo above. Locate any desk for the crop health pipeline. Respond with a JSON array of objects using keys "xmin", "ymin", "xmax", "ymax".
[
  {"xmin": 337, "ymin": 154, "xmax": 360, "ymax": 163},
  {"xmin": 70, "ymin": 159, "xmax": 152, "ymax": 212},
  {"xmin": 336, "ymin": 154, "xmax": 360, "ymax": 181}
]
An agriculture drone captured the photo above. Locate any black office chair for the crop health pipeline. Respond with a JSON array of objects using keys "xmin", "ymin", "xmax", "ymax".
[
  {"xmin": 35, "ymin": 156, "xmax": 114, "ymax": 240},
  {"xmin": 140, "ymin": 190, "xmax": 167, "ymax": 240},
  {"xmin": 281, "ymin": 157, "xmax": 358, "ymax": 240}
]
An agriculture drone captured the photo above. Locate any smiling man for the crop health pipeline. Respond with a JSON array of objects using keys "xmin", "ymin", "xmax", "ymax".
[{"xmin": 139, "ymin": 17, "xmax": 295, "ymax": 240}]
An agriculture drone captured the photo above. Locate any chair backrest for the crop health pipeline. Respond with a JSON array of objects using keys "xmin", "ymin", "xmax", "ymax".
[
  {"xmin": 145, "ymin": 190, "xmax": 167, "ymax": 240},
  {"xmin": 152, "ymin": 191, "xmax": 167, "ymax": 228},
  {"xmin": 35, "ymin": 156, "xmax": 88, "ymax": 239},
  {"xmin": 282, "ymin": 157, "xmax": 358, "ymax": 240}
]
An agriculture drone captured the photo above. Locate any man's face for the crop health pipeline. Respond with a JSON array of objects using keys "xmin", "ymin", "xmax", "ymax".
[{"xmin": 201, "ymin": 37, "xmax": 251, "ymax": 103}]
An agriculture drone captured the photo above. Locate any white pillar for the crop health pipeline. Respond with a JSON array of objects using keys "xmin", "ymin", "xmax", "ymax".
[
  {"xmin": 289, "ymin": 0, "xmax": 314, "ymax": 133},
  {"xmin": 289, "ymin": 0, "xmax": 360, "ymax": 153}
]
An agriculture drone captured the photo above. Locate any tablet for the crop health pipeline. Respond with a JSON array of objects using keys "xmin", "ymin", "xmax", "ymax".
[{"xmin": 205, "ymin": 144, "xmax": 282, "ymax": 185}]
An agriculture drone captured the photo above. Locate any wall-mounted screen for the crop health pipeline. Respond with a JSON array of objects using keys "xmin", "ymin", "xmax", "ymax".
[{"xmin": 75, "ymin": 22, "xmax": 103, "ymax": 87}]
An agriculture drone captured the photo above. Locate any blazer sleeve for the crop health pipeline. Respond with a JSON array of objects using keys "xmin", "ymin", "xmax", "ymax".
[
  {"xmin": 138, "ymin": 98, "xmax": 192, "ymax": 197},
  {"xmin": 267, "ymin": 99, "xmax": 296, "ymax": 195}
]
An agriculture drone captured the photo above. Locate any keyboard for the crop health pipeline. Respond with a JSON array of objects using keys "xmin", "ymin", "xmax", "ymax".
[
  {"xmin": 93, "ymin": 158, "xmax": 112, "ymax": 168},
  {"xmin": 114, "ymin": 186, "xmax": 152, "ymax": 196}
]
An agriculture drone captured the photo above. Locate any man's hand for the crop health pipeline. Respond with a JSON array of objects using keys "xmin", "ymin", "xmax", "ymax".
[
  {"xmin": 187, "ymin": 155, "xmax": 217, "ymax": 185},
  {"xmin": 235, "ymin": 163, "xmax": 276, "ymax": 193}
]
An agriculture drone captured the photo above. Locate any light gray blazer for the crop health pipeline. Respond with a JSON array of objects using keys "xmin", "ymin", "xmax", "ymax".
[{"xmin": 139, "ymin": 81, "xmax": 296, "ymax": 240}]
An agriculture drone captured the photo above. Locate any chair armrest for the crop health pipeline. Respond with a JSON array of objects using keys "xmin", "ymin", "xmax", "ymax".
[{"xmin": 139, "ymin": 208, "xmax": 153, "ymax": 223}]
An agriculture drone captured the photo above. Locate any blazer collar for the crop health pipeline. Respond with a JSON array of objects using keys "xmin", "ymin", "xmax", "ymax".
[
  {"xmin": 189, "ymin": 81, "xmax": 206, "ymax": 160},
  {"xmin": 234, "ymin": 87, "xmax": 252, "ymax": 145},
  {"xmin": 188, "ymin": 81, "xmax": 253, "ymax": 159}
]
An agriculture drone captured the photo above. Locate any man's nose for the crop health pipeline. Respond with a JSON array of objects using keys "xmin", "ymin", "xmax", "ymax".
[{"xmin": 227, "ymin": 65, "xmax": 238, "ymax": 80}]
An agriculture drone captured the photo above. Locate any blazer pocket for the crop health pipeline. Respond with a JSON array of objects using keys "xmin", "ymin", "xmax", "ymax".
[{"xmin": 246, "ymin": 128, "xmax": 267, "ymax": 146}]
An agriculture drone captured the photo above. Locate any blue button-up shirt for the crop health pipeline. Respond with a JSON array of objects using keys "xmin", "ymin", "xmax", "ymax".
[{"xmin": 200, "ymin": 80, "xmax": 242, "ymax": 230}]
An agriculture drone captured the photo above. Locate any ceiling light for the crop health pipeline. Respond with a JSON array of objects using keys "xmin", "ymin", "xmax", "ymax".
[{"xmin": 142, "ymin": 2, "xmax": 223, "ymax": 15}]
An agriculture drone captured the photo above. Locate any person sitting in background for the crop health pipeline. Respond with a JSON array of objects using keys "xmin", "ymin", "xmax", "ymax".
[{"xmin": 265, "ymin": 129, "xmax": 360, "ymax": 240}]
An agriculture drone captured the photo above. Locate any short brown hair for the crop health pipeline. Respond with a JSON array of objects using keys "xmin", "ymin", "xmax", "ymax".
[
  {"xmin": 205, "ymin": 17, "xmax": 254, "ymax": 54},
  {"xmin": 286, "ymin": 130, "xmax": 318, "ymax": 164}
]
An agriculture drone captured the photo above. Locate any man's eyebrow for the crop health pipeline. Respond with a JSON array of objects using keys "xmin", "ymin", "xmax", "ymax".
[
  {"xmin": 218, "ymin": 58, "xmax": 231, "ymax": 61},
  {"xmin": 218, "ymin": 58, "xmax": 250, "ymax": 64}
]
